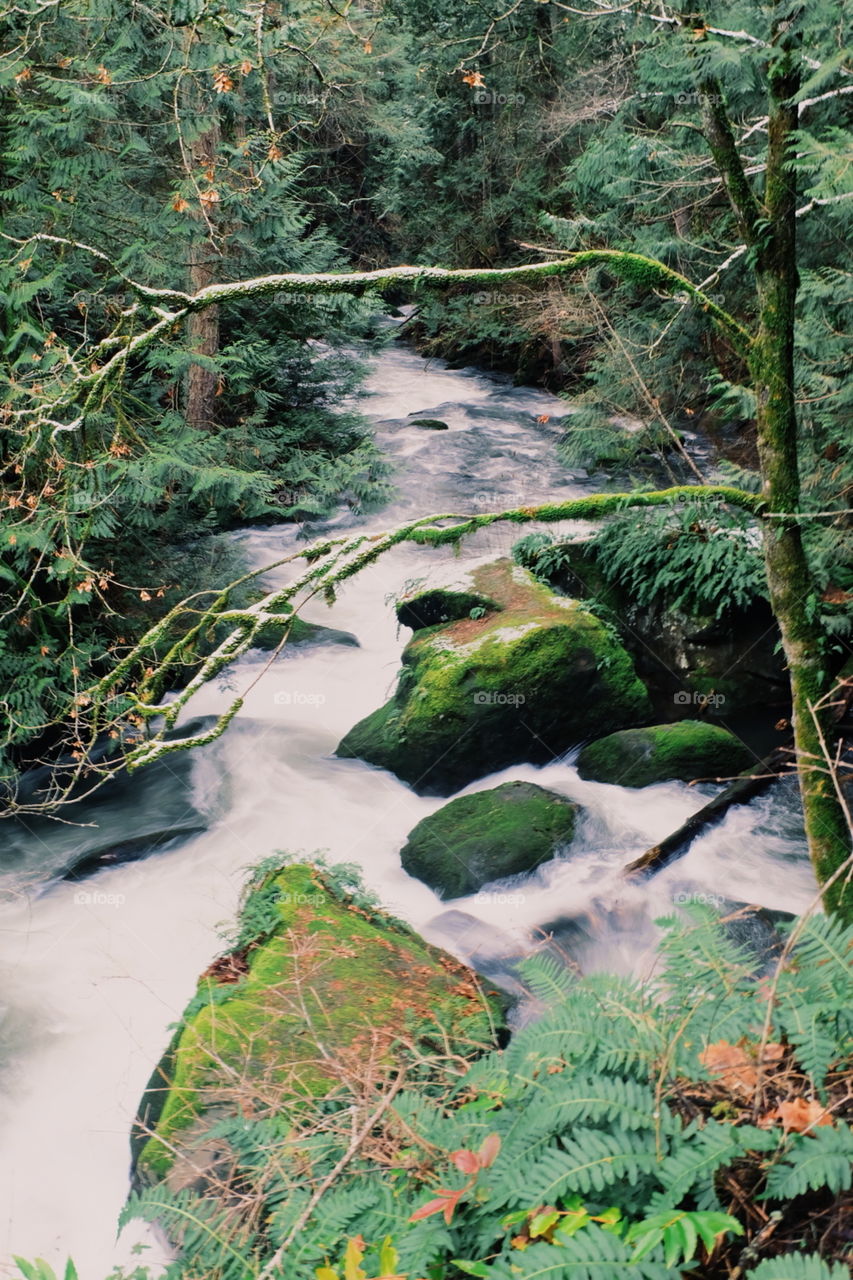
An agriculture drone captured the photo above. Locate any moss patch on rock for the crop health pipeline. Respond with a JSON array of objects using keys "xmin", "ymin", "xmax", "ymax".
[
  {"xmin": 337, "ymin": 559, "xmax": 651, "ymax": 794},
  {"xmin": 401, "ymin": 780, "xmax": 578, "ymax": 898},
  {"xmin": 576, "ymin": 720, "xmax": 754, "ymax": 787},
  {"xmin": 133, "ymin": 862, "xmax": 502, "ymax": 1186}
]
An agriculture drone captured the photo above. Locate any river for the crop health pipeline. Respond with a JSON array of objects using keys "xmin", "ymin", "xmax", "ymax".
[{"xmin": 0, "ymin": 332, "xmax": 818, "ymax": 1279}]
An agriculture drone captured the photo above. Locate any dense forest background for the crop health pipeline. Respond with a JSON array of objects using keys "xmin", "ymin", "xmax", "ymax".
[{"xmin": 2, "ymin": 0, "xmax": 851, "ymax": 801}]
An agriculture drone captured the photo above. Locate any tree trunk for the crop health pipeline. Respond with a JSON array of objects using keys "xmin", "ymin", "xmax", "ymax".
[
  {"xmin": 750, "ymin": 21, "xmax": 851, "ymax": 918},
  {"xmin": 185, "ymin": 87, "xmax": 220, "ymax": 430}
]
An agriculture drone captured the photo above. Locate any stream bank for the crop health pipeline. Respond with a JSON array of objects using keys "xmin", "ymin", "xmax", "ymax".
[{"xmin": 0, "ymin": 334, "xmax": 818, "ymax": 1279}]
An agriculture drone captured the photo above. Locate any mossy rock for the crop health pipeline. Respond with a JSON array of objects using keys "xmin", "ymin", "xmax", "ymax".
[
  {"xmin": 252, "ymin": 612, "xmax": 359, "ymax": 651},
  {"xmin": 401, "ymin": 781, "xmax": 578, "ymax": 899},
  {"xmin": 337, "ymin": 559, "xmax": 651, "ymax": 794},
  {"xmin": 396, "ymin": 580, "xmax": 500, "ymax": 631},
  {"xmin": 133, "ymin": 863, "xmax": 502, "ymax": 1187},
  {"xmin": 409, "ymin": 418, "xmax": 449, "ymax": 430},
  {"xmin": 576, "ymin": 720, "xmax": 753, "ymax": 788}
]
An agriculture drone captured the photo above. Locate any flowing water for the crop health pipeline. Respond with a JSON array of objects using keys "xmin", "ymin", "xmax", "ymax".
[{"xmin": 0, "ymin": 332, "xmax": 818, "ymax": 1279}]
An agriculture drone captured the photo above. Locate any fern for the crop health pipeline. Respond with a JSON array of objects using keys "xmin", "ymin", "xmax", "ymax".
[
  {"xmin": 745, "ymin": 1255, "xmax": 852, "ymax": 1280},
  {"xmin": 763, "ymin": 1125, "xmax": 853, "ymax": 1200}
]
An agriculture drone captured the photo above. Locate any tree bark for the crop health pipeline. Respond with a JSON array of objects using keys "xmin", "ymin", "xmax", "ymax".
[
  {"xmin": 749, "ymin": 22, "xmax": 850, "ymax": 919},
  {"xmin": 184, "ymin": 81, "xmax": 220, "ymax": 430}
]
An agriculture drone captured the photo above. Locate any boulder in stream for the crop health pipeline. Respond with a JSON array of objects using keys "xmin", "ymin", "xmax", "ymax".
[
  {"xmin": 336, "ymin": 559, "xmax": 651, "ymax": 794},
  {"xmin": 402, "ymin": 780, "xmax": 578, "ymax": 898},
  {"xmin": 132, "ymin": 862, "xmax": 503, "ymax": 1189},
  {"xmin": 251, "ymin": 610, "xmax": 359, "ymax": 651},
  {"xmin": 576, "ymin": 720, "xmax": 753, "ymax": 787}
]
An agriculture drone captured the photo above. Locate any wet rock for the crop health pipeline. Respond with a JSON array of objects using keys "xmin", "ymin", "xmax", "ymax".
[
  {"xmin": 409, "ymin": 418, "xmax": 449, "ymax": 430},
  {"xmin": 251, "ymin": 611, "xmax": 358, "ymax": 651},
  {"xmin": 61, "ymin": 826, "xmax": 206, "ymax": 882},
  {"xmin": 577, "ymin": 721, "xmax": 753, "ymax": 788},
  {"xmin": 337, "ymin": 559, "xmax": 651, "ymax": 794},
  {"xmin": 526, "ymin": 541, "xmax": 788, "ymax": 716},
  {"xmin": 132, "ymin": 863, "xmax": 503, "ymax": 1189},
  {"xmin": 402, "ymin": 781, "xmax": 578, "ymax": 898}
]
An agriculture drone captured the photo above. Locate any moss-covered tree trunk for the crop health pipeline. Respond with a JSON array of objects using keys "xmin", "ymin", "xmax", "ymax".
[{"xmin": 748, "ymin": 24, "xmax": 851, "ymax": 917}]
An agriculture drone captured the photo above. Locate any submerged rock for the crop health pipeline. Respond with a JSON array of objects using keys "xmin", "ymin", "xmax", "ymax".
[
  {"xmin": 409, "ymin": 417, "xmax": 449, "ymax": 430},
  {"xmin": 336, "ymin": 559, "xmax": 651, "ymax": 794},
  {"xmin": 132, "ymin": 863, "xmax": 502, "ymax": 1188},
  {"xmin": 576, "ymin": 720, "xmax": 753, "ymax": 787},
  {"xmin": 402, "ymin": 781, "xmax": 578, "ymax": 898}
]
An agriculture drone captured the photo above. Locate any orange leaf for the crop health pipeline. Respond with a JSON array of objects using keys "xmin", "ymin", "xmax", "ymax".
[
  {"xmin": 461, "ymin": 70, "xmax": 485, "ymax": 88},
  {"xmin": 95, "ymin": 65, "xmax": 112, "ymax": 85},
  {"xmin": 699, "ymin": 1040, "xmax": 757, "ymax": 1093},
  {"xmin": 213, "ymin": 69, "xmax": 234, "ymax": 93},
  {"xmin": 199, "ymin": 188, "xmax": 220, "ymax": 208},
  {"xmin": 777, "ymin": 1098, "xmax": 833, "ymax": 1134},
  {"xmin": 172, "ymin": 195, "xmax": 190, "ymax": 213},
  {"xmin": 240, "ymin": 59, "xmax": 253, "ymax": 75}
]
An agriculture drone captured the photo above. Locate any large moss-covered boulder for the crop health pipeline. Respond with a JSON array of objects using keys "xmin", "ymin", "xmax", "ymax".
[
  {"xmin": 401, "ymin": 781, "xmax": 578, "ymax": 898},
  {"xmin": 336, "ymin": 559, "xmax": 651, "ymax": 794},
  {"xmin": 132, "ymin": 863, "xmax": 501, "ymax": 1188},
  {"xmin": 576, "ymin": 720, "xmax": 753, "ymax": 788}
]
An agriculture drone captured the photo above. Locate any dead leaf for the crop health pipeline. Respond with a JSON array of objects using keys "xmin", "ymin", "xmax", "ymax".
[
  {"xmin": 777, "ymin": 1097, "xmax": 833, "ymax": 1133},
  {"xmin": 462, "ymin": 70, "xmax": 486, "ymax": 88},
  {"xmin": 699, "ymin": 1040, "xmax": 757, "ymax": 1093},
  {"xmin": 213, "ymin": 69, "xmax": 234, "ymax": 93}
]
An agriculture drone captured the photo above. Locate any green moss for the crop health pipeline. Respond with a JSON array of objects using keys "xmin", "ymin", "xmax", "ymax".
[
  {"xmin": 576, "ymin": 720, "xmax": 754, "ymax": 788},
  {"xmin": 337, "ymin": 560, "xmax": 651, "ymax": 794},
  {"xmin": 401, "ymin": 781, "xmax": 578, "ymax": 898},
  {"xmin": 135, "ymin": 863, "xmax": 502, "ymax": 1182}
]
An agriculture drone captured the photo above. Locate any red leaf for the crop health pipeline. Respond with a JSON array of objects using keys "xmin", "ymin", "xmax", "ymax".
[
  {"xmin": 409, "ymin": 1196, "xmax": 452, "ymax": 1223},
  {"xmin": 478, "ymin": 1133, "xmax": 501, "ymax": 1168},
  {"xmin": 450, "ymin": 1148, "xmax": 481, "ymax": 1174}
]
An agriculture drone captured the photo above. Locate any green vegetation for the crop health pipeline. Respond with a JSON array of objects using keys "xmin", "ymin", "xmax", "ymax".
[
  {"xmin": 134, "ymin": 859, "xmax": 503, "ymax": 1184},
  {"xmin": 337, "ymin": 559, "xmax": 650, "ymax": 793},
  {"xmin": 115, "ymin": 886, "xmax": 853, "ymax": 1279},
  {"xmin": 400, "ymin": 781, "xmax": 578, "ymax": 898},
  {"xmin": 576, "ymin": 722, "xmax": 754, "ymax": 789}
]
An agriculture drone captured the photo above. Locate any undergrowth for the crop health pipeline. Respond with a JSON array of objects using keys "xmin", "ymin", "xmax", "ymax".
[{"xmin": 18, "ymin": 901, "xmax": 847, "ymax": 1280}]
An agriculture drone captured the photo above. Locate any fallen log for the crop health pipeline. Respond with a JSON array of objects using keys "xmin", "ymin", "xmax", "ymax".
[{"xmin": 623, "ymin": 746, "xmax": 793, "ymax": 879}]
